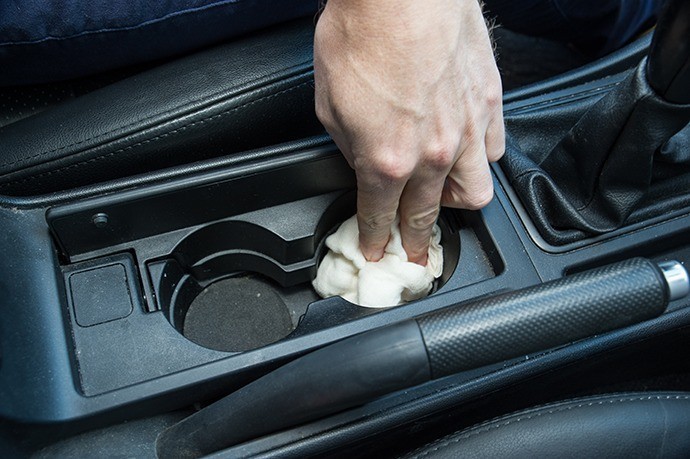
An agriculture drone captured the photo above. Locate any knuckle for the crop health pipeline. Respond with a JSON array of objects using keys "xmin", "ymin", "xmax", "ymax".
[
  {"xmin": 483, "ymin": 73, "xmax": 503, "ymax": 109},
  {"xmin": 315, "ymin": 99, "xmax": 326, "ymax": 120},
  {"xmin": 361, "ymin": 211, "xmax": 397, "ymax": 232},
  {"xmin": 372, "ymin": 154, "xmax": 414, "ymax": 182},
  {"xmin": 315, "ymin": 101, "xmax": 330, "ymax": 125},
  {"xmin": 406, "ymin": 207, "xmax": 440, "ymax": 231},
  {"xmin": 464, "ymin": 182, "xmax": 494, "ymax": 210},
  {"xmin": 315, "ymin": 99, "xmax": 335, "ymax": 129},
  {"xmin": 484, "ymin": 87, "xmax": 502, "ymax": 111},
  {"xmin": 424, "ymin": 142, "xmax": 457, "ymax": 171}
]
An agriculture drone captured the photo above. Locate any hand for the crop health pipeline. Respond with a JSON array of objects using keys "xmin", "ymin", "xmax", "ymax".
[{"xmin": 314, "ymin": 0, "xmax": 505, "ymax": 265}]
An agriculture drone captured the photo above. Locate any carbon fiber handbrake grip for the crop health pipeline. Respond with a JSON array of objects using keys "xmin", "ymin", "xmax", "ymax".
[
  {"xmin": 418, "ymin": 257, "xmax": 672, "ymax": 378},
  {"xmin": 156, "ymin": 258, "xmax": 688, "ymax": 458}
]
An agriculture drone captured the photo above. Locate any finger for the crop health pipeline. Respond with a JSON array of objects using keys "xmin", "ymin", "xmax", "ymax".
[
  {"xmin": 398, "ymin": 172, "xmax": 445, "ymax": 265},
  {"xmin": 441, "ymin": 142, "xmax": 494, "ymax": 210},
  {"xmin": 485, "ymin": 115, "xmax": 506, "ymax": 163},
  {"xmin": 356, "ymin": 164, "xmax": 407, "ymax": 262}
]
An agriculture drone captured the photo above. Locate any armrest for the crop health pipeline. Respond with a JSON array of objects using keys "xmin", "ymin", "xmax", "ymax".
[{"xmin": 0, "ymin": 18, "xmax": 322, "ymax": 196}]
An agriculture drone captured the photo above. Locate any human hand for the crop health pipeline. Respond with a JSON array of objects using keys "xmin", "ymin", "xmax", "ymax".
[{"xmin": 314, "ymin": 0, "xmax": 505, "ymax": 265}]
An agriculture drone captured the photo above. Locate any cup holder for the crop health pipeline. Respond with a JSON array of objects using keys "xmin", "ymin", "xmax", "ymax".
[{"xmin": 149, "ymin": 192, "xmax": 460, "ymax": 352}]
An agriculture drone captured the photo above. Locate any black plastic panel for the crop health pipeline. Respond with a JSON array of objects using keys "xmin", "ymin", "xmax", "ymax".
[
  {"xmin": 63, "ymin": 253, "xmax": 226, "ymax": 396},
  {"xmin": 41, "ymin": 150, "xmax": 511, "ymax": 394},
  {"xmin": 47, "ymin": 151, "xmax": 355, "ymax": 257}
]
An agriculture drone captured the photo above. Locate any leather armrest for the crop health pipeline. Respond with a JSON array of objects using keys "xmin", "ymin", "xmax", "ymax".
[{"xmin": 0, "ymin": 18, "xmax": 322, "ymax": 196}]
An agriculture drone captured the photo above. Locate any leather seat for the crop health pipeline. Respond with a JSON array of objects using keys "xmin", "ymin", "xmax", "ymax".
[
  {"xmin": 402, "ymin": 392, "xmax": 690, "ymax": 459},
  {"xmin": 0, "ymin": 16, "xmax": 629, "ymax": 199},
  {"xmin": 0, "ymin": 18, "xmax": 323, "ymax": 196}
]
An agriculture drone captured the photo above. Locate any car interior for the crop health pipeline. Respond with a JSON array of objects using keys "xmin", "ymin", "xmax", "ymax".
[{"xmin": 1, "ymin": 0, "xmax": 690, "ymax": 457}]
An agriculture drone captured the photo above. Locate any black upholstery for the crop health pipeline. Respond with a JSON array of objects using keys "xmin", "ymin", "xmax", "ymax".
[
  {"xmin": 402, "ymin": 392, "xmax": 690, "ymax": 459},
  {"xmin": 0, "ymin": 18, "xmax": 322, "ymax": 196},
  {"xmin": 0, "ymin": 17, "xmax": 642, "ymax": 199},
  {"xmin": 0, "ymin": 84, "xmax": 77, "ymax": 129},
  {"xmin": 502, "ymin": 63, "xmax": 690, "ymax": 245},
  {"xmin": 0, "ymin": 68, "xmax": 145, "ymax": 130},
  {"xmin": 500, "ymin": 0, "xmax": 690, "ymax": 245},
  {"xmin": 0, "ymin": 17, "xmax": 654, "ymax": 200}
]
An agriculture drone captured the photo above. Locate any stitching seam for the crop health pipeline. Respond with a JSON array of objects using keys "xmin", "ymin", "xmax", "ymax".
[
  {"xmin": 0, "ymin": 64, "xmax": 312, "ymax": 169},
  {"xmin": 0, "ymin": 81, "xmax": 312, "ymax": 188},
  {"xmin": 504, "ymin": 79, "xmax": 622, "ymax": 116}
]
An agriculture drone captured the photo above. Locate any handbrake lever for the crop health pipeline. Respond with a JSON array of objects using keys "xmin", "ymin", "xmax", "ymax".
[{"xmin": 156, "ymin": 258, "xmax": 689, "ymax": 458}]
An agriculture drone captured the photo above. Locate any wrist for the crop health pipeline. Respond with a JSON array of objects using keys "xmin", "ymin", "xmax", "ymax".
[{"xmin": 320, "ymin": 0, "xmax": 485, "ymax": 44}]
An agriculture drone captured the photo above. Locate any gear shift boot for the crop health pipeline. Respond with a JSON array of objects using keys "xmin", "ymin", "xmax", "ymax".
[
  {"xmin": 502, "ymin": 62, "xmax": 690, "ymax": 245},
  {"xmin": 501, "ymin": 0, "xmax": 690, "ymax": 246}
]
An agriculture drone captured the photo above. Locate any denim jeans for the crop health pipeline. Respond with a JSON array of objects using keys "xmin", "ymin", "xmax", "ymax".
[
  {"xmin": 0, "ymin": 0, "xmax": 663, "ymax": 86},
  {"xmin": 0, "ymin": 0, "xmax": 319, "ymax": 85},
  {"xmin": 483, "ymin": 0, "xmax": 663, "ymax": 55}
]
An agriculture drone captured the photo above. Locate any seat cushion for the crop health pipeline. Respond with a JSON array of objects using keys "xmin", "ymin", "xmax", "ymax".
[
  {"xmin": 0, "ymin": 18, "xmax": 323, "ymax": 196},
  {"xmin": 402, "ymin": 392, "xmax": 690, "ymax": 459}
]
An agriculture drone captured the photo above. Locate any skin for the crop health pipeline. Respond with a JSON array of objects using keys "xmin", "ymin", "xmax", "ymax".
[{"xmin": 314, "ymin": 0, "xmax": 505, "ymax": 265}]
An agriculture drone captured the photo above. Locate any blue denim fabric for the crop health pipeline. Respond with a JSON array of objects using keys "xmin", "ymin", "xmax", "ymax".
[
  {"xmin": 0, "ymin": 0, "xmax": 663, "ymax": 86},
  {"xmin": 0, "ymin": 1, "xmax": 318, "ymax": 85},
  {"xmin": 483, "ymin": 0, "xmax": 664, "ymax": 55}
]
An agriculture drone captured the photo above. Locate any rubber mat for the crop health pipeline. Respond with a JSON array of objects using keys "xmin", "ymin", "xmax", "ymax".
[{"xmin": 183, "ymin": 275, "xmax": 294, "ymax": 352}]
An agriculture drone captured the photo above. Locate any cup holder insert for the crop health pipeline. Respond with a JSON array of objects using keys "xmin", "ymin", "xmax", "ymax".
[
  {"xmin": 183, "ymin": 274, "xmax": 295, "ymax": 352},
  {"xmin": 150, "ymin": 192, "xmax": 462, "ymax": 352}
]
